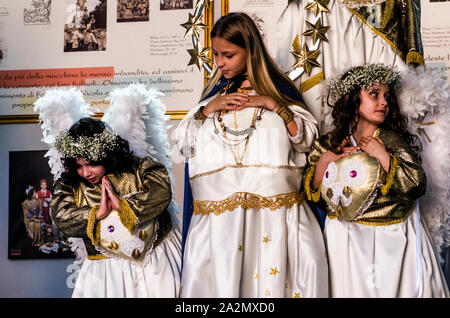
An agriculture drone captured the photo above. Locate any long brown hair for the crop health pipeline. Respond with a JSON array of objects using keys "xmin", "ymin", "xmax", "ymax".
[{"xmin": 202, "ymin": 12, "xmax": 307, "ymax": 110}]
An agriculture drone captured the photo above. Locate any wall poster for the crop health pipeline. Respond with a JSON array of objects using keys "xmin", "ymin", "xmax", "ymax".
[
  {"xmin": 8, "ymin": 150, "xmax": 75, "ymax": 259},
  {"xmin": 0, "ymin": 0, "xmax": 205, "ymax": 123}
]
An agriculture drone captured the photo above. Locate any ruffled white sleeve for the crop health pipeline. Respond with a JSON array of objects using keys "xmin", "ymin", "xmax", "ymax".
[
  {"xmin": 287, "ymin": 105, "xmax": 319, "ymax": 153},
  {"xmin": 174, "ymin": 95, "xmax": 215, "ymax": 158}
]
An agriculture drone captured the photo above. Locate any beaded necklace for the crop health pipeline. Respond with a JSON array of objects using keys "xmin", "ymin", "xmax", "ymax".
[{"xmin": 213, "ymin": 84, "xmax": 264, "ymax": 165}]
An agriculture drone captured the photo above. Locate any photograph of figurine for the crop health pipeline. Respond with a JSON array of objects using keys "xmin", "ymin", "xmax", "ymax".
[
  {"xmin": 23, "ymin": 0, "xmax": 52, "ymax": 25},
  {"xmin": 35, "ymin": 178, "xmax": 52, "ymax": 225},
  {"xmin": 117, "ymin": 0, "xmax": 149, "ymax": 22},
  {"xmin": 8, "ymin": 150, "xmax": 74, "ymax": 259},
  {"xmin": 64, "ymin": 0, "xmax": 107, "ymax": 52},
  {"xmin": 160, "ymin": 0, "xmax": 193, "ymax": 10}
]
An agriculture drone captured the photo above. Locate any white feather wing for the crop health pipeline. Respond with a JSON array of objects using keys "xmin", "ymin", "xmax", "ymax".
[
  {"xmin": 34, "ymin": 87, "xmax": 93, "ymax": 180},
  {"xmin": 398, "ymin": 66, "xmax": 450, "ymax": 255}
]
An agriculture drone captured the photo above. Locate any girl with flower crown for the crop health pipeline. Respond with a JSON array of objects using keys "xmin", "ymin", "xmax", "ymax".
[
  {"xmin": 304, "ymin": 63, "xmax": 449, "ymax": 297},
  {"xmin": 175, "ymin": 12, "xmax": 328, "ymax": 298},
  {"xmin": 51, "ymin": 117, "xmax": 181, "ymax": 298}
]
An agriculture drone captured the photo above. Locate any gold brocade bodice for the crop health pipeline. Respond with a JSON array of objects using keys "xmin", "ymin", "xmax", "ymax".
[
  {"xmin": 304, "ymin": 129, "xmax": 426, "ymax": 225},
  {"xmin": 51, "ymin": 156, "xmax": 173, "ymax": 260}
]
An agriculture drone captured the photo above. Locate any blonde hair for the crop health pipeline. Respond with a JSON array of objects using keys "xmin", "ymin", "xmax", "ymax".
[{"xmin": 201, "ymin": 12, "xmax": 307, "ymax": 110}]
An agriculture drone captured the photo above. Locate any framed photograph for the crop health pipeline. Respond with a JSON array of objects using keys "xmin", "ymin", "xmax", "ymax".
[
  {"xmin": 117, "ymin": 0, "xmax": 149, "ymax": 23},
  {"xmin": 8, "ymin": 150, "xmax": 75, "ymax": 259},
  {"xmin": 64, "ymin": 0, "xmax": 107, "ymax": 52},
  {"xmin": 160, "ymin": 0, "xmax": 193, "ymax": 10}
]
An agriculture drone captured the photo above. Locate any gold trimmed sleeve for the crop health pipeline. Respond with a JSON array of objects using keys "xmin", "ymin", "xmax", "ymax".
[
  {"xmin": 378, "ymin": 129, "xmax": 427, "ymax": 201},
  {"xmin": 381, "ymin": 154, "xmax": 398, "ymax": 196},
  {"xmin": 118, "ymin": 198, "xmax": 138, "ymax": 232},
  {"xmin": 304, "ymin": 165, "xmax": 321, "ymax": 202},
  {"xmin": 86, "ymin": 206, "xmax": 101, "ymax": 246}
]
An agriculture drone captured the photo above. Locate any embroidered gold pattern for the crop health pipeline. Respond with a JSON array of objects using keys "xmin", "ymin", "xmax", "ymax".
[
  {"xmin": 193, "ymin": 192, "xmax": 304, "ymax": 216},
  {"xmin": 299, "ymin": 72, "xmax": 325, "ymax": 93},
  {"xmin": 304, "ymin": 165, "xmax": 320, "ymax": 202},
  {"xmin": 327, "ymin": 207, "xmax": 412, "ymax": 226},
  {"xmin": 87, "ymin": 254, "xmax": 108, "ymax": 260}
]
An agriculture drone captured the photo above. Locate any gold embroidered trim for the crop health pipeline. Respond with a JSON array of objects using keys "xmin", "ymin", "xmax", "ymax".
[
  {"xmin": 276, "ymin": 104, "xmax": 295, "ymax": 125},
  {"xmin": 193, "ymin": 191, "xmax": 304, "ymax": 216},
  {"xmin": 304, "ymin": 165, "xmax": 321, "ymax": 202},
  {"xmin": 189, "ymin": 164, "xmax": 305, "ymax": 180},
  {"xmin": 87, "ymin": 254, "xmax": 108, "ymax": 260},
  {"xmin": 87, "ymin": 206, "xmax": 100, "ymax": 246},
  {"xmin": 328, "ymin": 208, "xmax": 411, "ymax": 226},
  {"xmin": 299, "ymin": 72, "xmax": 325, "ymax": 93},
  {"xmin": 374, "ymin": 127, "xmax": 380, "ymax": 138},
  {"xmin": 381, "ymin": 154, "xmax": 398, "ymax": 196},
  {"xmin": 74, "ymin": 187, "xmax": 82, "ymax": 208},
  {"xmin": 119, "ymin": 199, "xmax": 137, "ymax": 232},
  {"xmin": 406, "ymin": 51, "xmax": 424, "ymax": 65}
]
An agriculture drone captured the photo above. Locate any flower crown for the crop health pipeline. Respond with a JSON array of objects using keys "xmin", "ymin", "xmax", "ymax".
[
  {"xmin": 54, "ymin": 128, "xmax": 118, "ymax": 162},
  {"xmin": 327, "ymin": 63, "xmax": 401, "ymax": 103}
]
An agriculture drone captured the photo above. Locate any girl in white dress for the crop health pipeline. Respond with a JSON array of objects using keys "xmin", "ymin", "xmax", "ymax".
[
  {"xmin": 176, "ymin": 12, "xmax": 328, "ymax": 298},
  {"xmin": 51, "ymin": 117, "xmax": 182, "ymax": 298},
  {"xmin": 304, "ymin": 63, "xmax": 449, "ymax": 297}
]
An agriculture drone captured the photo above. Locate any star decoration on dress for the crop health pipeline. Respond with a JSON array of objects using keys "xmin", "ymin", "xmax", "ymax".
[
  {"xmin": 254, "ymin": 273, "xmax": 259, "ymax": 279},
  {"xmin": 262, "ymin": 236, "xmax": 270, "ymax": 244},
  {"xmin": 302, "ymin": 19, "xmax": 330, "ymax": 44},
  {"xmin": 181, "ymin": 13, "xmax": 207, "ymax": 39},
  {"xmin": 238, "ymin": 244, "xmax": 243, "ymax": 252},
  {"xmin": 269, "ymin": 267, "xmax": 280, "ymax": 277},
  {"xmin": 195, "ymin": 0, "xmax": 210, "ymax": 9},
  {"xmin": 264, "ymin": 289, "xmax": 271, "ymax": 296},
  {"xmin": 187, "ymin": 42, "xmax": 211, "ymax": 70},
  {"xmin": 291, "ymin": 43, "xmax": 321, "ymax": 76},
  {"xmin": 304, "ymin": 0, "xmax": 330, "ymax": 17},
  {"xmin": 294, "ymin": 292, "xmax": 301, "ymax": 298}
]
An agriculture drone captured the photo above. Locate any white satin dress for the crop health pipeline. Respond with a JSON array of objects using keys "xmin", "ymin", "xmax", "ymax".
[
  {"xmin": 325, "ymin": 211, "xmax": 449, "ymax": 298},
  {"xmin": 176, "ymin": 92, "xmax": 329, "ymax": 298},
  {"xmin": 72, "ymin": 230, "xmax": 182, "ymax": 298}
]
